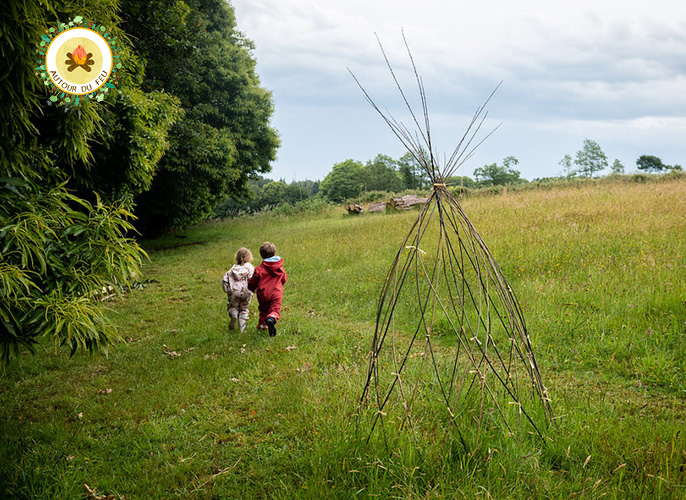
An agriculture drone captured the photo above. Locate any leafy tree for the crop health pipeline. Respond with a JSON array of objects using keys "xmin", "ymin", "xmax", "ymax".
[
  {"xmin": 121, "ymin": 0, "xmax": 280, "ymax": 235},
  {"xmin": 259, "ymin": 180, "xmax": 287, "ymax": 207},
  {"xmin": 319, "ymin": 159, "xmax": 365, "ymax": 202},
  {"xmin": 1, "ymin": 0, "xmax": 159, "ymax": 364},
  {"xmin": 636, "ymin": 155, "xmax": 668, "ymax": 173},
  {"xmin": 474, "ymin": 156, "xmax": 523, "ymax": 186},
  {"xmin": 364, "ymin": 154, "xmax": 403, "ymax": 192},
  {"xmin": 574, "ymin": 139, "xmax": 608, "ymax": 178},
  {"xmin": 77, "ymin": 90, "xmax": 182, "ymax": 200},
  {"xmin": 397, "ymin": 151, "xmax": 430, "ymax": 189},
  {"xmin": 611, "ymin": 159, "xmax": 625, "ymax": 175},
  {"xmin": 399, "ymin": 163, "xmax": 415, "ymax": 189},
  {"xmin": 284, "ymin": 180, "xmax": 319, "ymax": 204},
  {"xmin": 215, "ymin": 177, "xmax": 320, "ymax": 215},
  {"xmin": 214, "ymin": 178, "xmax": 261, "ymax": 216},
  {"xmin": 559, "ymin": 154, "xmax": 576, "ymax": 178},
  {"xmin": 12, "ymin": 3, "xmax": 184, "ymax": 204},
  {"xmin": 445, "ymin": 176, "xmax": 476, "ymax": 188}
]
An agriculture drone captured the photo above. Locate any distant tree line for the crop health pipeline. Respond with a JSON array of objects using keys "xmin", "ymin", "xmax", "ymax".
[
  {"xmin": 216, "ymin": 177, "xmax": 321, "ymax": 216},
  {"xmin": 319, "ymin": 153, "xmax": 434, "ymax": 202},
  {"xmin": 218, "ymin": 138, "xmax": 682, "ymax": 216},
  {"xmin": 559, "ymin": 139, "xmax": 681, "ymax": 178},
  {"xmin": 216, "ymin": 152, "xmax": 424, "ymax": 214},
  {"xmin": 217, "ymin": 152, "xmax": 510, "ymax": 214}
]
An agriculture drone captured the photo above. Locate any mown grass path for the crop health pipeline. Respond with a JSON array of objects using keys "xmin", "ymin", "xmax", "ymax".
[{"xmin": 2, "ymin": 178, "xmax": 685, "ymax": 498}]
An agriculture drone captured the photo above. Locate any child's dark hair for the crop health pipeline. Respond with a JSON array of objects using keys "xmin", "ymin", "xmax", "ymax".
[
  {"xmin": 259, "ymin": 242, "xmax": 276, "ymax": 259},
  {"xmin": 235, "ymin": 247, "xmax": 253, "ymax": 265}
]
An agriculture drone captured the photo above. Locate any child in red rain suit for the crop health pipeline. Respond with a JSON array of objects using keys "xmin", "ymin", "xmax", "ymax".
[{"xmin": 248, "ymin": 242, "xmax": 287, "ymax": 337}]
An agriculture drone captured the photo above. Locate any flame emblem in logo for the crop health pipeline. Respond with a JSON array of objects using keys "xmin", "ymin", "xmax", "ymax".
[{"xmin": 66, "ymin": 44, "xmax": 95, "ymax": 72}]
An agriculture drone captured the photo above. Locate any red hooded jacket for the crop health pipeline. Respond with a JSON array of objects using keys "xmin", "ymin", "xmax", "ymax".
[{"xmin": 248, "ymin": 257, "xmax": 287, "ymax": 321}]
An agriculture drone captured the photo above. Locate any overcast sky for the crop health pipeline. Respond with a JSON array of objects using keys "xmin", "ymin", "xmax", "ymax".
[{"xmin": 231, "ymin": 0, "xmax": 686, "ymax": 182}]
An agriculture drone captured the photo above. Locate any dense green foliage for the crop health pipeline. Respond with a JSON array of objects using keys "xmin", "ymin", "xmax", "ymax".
[
  {"xmin": 0, "ymin": 0, "xmax": 170, "ymax": 363},
  {"xmin": 473, "ymin": 155, "xmax": 524, "ymax": 186},
  {"xmin": 78, "ymin": 89, "xmax": 183, "ymax": 200},
  {"xmin": 1, "ymin": 0, "xmax": 276, "ymax": 362},
  {"xmin": 363, "ymin": 154, "xmax": 404, "ymax": 192},
  {"xmin": 637, "ymin": 154, "xmax": 669, "ymax": 173},
  {"xmin": 1, "ymin": 178, "xmax": 684, "ymax": 498},
  {"xmin": 0, "ymin": 181, "xmax": 145, "ymax": 363},
  {"xmin": 445, "ymin": 175, "xmax": 476, "ymax": 188},
  {"xmin": 215, "ymin": 177, "xmax": 321, "ymax": 216},
  {"xmin": 120, "ymin": 0, "xmax": 280, "ymax": 235},
  {"xmin": 318, "ymin": 154, "xmax": 435, "ymax": 203},
  {"xmin": 397, "ymin": 151, "xmax": 430, "ymax": 189},
  {"xmin": 319, "ymin": 159, "xmax": 366, "ymax": 202}
]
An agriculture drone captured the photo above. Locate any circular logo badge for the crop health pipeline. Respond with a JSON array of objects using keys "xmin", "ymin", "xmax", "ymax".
[{"xmin": 36, "ymin": 17, "xmax": 120, "ymax": 104}]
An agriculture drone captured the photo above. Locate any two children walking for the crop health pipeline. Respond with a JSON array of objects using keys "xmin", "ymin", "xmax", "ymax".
[{"xmin": 221, "ymin": 242, "xmax": 287, "ymax": 336}]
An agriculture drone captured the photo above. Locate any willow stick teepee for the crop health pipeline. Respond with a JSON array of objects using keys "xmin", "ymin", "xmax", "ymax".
[{"xmin": 354, "ymin": 34, "xmax": 553, "ymax": 453}]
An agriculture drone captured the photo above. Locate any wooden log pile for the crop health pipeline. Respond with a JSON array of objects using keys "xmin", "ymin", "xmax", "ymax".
[
  {"xmin": 345, "ymin": 203, "xmax": 364, "ymax": 214},
  {"xmin": 368, "ymin": 201, "xmax": 386, "ymax": 213},
  {"xmin": 366, "ymin": 195, "xmax": 429, "ymax": 214},
  {"xmin": 387, "ymin": 194, "xmax": 427, "ymax": 210}
]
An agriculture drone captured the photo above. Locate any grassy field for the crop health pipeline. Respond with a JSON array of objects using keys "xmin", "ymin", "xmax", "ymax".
[{"xmin": 1, "ymin": 178, "xmax": 685, "ymax": 499}]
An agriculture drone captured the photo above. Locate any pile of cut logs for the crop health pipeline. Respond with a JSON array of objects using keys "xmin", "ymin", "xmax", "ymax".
[
  {"xmin": 345, "ymin": 203, "xmax": 364, "ymax": 214},
  {"xmin": 368, "ymin": 194, "xmax": 428, "ymax": 213}
]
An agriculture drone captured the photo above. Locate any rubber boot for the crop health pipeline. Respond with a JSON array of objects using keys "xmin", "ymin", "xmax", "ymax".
[{"xmin": 266, "ymin": 317, "xmax": 277, "ymax": 337}]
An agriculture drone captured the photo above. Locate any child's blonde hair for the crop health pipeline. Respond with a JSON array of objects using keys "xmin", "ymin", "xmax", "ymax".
[
  {"xmin": 235, "ymin": 247, "xmax": 253, "ymax": 265},
  {"xmin": 259, "ymin": 242, "xmax": 276, "ymax": 259}
]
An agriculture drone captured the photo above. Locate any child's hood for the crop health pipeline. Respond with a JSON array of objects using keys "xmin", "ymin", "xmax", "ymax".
[
  {"xmin": 261, "ymin": 257, "xmax": 285, "ymax": 277},
  {"xmin": 231, "ymin": 263, "xmax": 253, "ymax": 280}
]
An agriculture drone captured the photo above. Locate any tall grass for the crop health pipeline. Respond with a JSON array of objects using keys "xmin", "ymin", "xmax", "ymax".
[{"xmin": 1, "ymin": 178, "xmax": 685, "ymax": 498}]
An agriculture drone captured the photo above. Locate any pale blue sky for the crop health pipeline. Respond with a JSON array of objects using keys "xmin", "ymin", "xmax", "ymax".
[{"xmin": 232, "ymin": 0, "xmax": 686, "ymax": 181}]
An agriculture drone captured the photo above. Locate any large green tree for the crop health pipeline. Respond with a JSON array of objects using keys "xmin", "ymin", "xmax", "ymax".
[
  {"xmin": 1, "ymin": 0, "xmax": 177, "ymax": 363},
  {"xmin": 474, "ymin": 156, "xmax": 523, "ymax": 186},
  {"xmin": 284, "ymin": 180, "xmax": 319, "ymax": 204},
  {"xmin": 636, "ymin": 155, "xmax": 668, "ymax": 173},
  {"xmin": 397, "ymin": 150, "xmax": 430, "ymax": 189},
  {"xmin": 319, "ymin": 159, "xmax": 365, "ymax": 202},
  {"xmin": 259, "ymin": 180, "xmax": 288, "ymax": 208},
  {"xmin": 120, "ymin": 0, "xmax": 280, "ymax": 235},
  {"xmin": 364, "ymin": 154, "xmax": 403, "ymax": 192},
  {"xmin": 574, "ymin": 139, "xmax": 608, "ymax": 178}
]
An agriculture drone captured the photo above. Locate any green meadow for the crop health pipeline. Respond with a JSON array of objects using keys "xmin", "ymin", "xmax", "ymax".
[{"xmin": 1, "ymin": 177, "xmax": 685, "ymax": 499}]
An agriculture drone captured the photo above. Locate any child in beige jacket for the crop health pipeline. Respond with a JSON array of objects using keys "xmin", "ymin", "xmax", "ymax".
[{"xmin": 221, "ymin": 247, "xmax": 254, "ymax": 332}]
